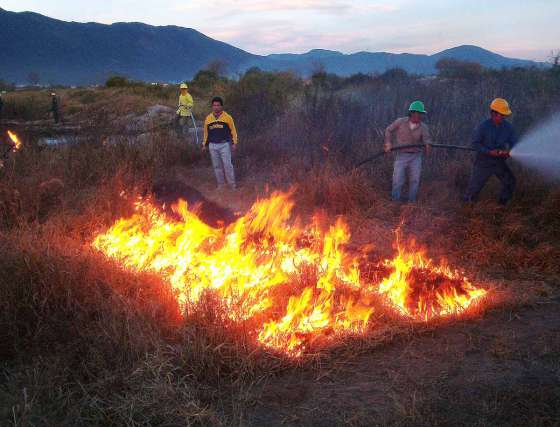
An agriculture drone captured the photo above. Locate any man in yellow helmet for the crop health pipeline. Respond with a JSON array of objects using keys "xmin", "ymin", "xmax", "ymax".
[
  {"xmin": 464, "ymin": 98, "xmax": 517, "ymax": 205},
  {"xmin": 175, "ymin": 83, "xmax": 194, "ymax": 137}
]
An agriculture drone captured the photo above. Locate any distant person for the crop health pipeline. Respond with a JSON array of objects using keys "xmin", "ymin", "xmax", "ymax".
[
  {"xmin": 175, "ymin": 83, "xmax": 194, "ymax": 138},
  {"xmin": 50, "ymin": 92, "xmax": 59, "ymax": 124},
  {"xmin": 0, "ymin": 92, "xmax": 4, "ymax": 122},
  {"xmin": 202, "ymin": 97, "xmax": 238, "ymax": 190},
  {"xmin": 464, "ymin": 98, "xmax": 517, "ymax": 205},
  {"xmin": 384, "ymin": 101, "xmax": 433, "ymax": 203}
]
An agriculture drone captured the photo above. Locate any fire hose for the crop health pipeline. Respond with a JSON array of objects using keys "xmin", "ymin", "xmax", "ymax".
[
  {"xmin": 354, "ymin": 143, "xmax": 477, "ymax": 169},
  {"xmin": 189, "ymin": 111, "xmax": 200, "ymax": 146}
]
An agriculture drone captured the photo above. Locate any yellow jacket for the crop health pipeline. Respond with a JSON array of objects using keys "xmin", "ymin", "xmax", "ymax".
[
  {"xmin": 177, "ymin": 93, "xmax": 194, "ymax": 116},
  {"xmin": 203, "ymin": 112, "xmax": 238, "ymax": 146}
]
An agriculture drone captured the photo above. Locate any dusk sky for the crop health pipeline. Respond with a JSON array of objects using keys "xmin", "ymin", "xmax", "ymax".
[{"xmin": 3, "ymin": 0, "xmax": 559, "ymax": 60}]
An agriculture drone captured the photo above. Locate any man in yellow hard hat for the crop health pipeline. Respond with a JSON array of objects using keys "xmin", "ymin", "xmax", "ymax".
[
  {"xmin": 464, "ymin": 98, "xmax": 517, "ymax": 205},
  {"xmin": 175, "ymin": 83, "xmax": 194, "ymax": 137}
]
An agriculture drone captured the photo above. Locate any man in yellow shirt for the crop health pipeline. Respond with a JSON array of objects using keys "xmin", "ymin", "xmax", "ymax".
[
  {"xmin": 175, "ymin": 83, "xmax": 194, "ymax": 138},
  {"xmin": 203, "ymin": 97, "xmax": 238, "ymax": 189}
]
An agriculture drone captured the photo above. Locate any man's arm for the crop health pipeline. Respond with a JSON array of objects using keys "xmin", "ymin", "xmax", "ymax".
[
  {"xmin": 384, "ymin": 119, "xmax": 401, "ymax": 152},
  {"xmin": 228, "ymin": 114, "xmax": 238, "ymax": 145},
  {"xmin": 472, "ymin": 124, "xmax": 491, "ymax": 154},
  {"xmin": 422, "ymin": 124, "xmax": 433, "ymax": 154}
]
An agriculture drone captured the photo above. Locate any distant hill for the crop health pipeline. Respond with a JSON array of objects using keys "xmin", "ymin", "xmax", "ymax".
[
  {"xmin": 251, "ymin": 45, "xmax": 542, "ymax": 76},
  {"xmin": 0, "ymin": 8, "xmax": 256, "ymax": 85},
  {"xmin": 0, "ymin": 8, "xmax": 546, "ymax": 85}
]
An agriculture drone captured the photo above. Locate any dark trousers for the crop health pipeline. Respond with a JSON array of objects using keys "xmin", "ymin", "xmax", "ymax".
[{"xmin": 465, "ymin": 159, "xmax": 516, "ymax": 204}]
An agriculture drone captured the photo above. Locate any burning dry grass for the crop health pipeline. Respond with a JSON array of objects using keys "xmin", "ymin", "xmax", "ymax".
[{"xmin": 90, "ymin": 190, "xmax": 488, "ymax": 357}]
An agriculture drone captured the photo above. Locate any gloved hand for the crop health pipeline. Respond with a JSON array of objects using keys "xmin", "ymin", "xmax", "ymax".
[
  {"xmin": 488, "ymin": 149, "xmax": 501, "ymax": 157},
  {"xmin": 499, "ymin": 150, "xmax": 511, "ymax": 159},
  {"xmin": 384, "ymin": 143, "xmax": 392, "ymax": 153}
]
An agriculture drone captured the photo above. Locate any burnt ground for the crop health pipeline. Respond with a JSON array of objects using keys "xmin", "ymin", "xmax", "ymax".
[{"xmin": 248, "ymin": 299, "xmax": 560, "ymax": 426}]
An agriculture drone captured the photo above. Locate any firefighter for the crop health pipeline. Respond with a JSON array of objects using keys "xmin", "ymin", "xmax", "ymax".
[
  {"xmin": 51, "ymin": 92, "xmax": 59, "ymax": 124},
  {"xmin": 175, "ymin": 83, "xmax": 194, "ymax": 137},
  {"xmin": 464, "ymin": 98, "xmax": 517, "ymax": 205},
  {"xmin": 384, "ymin": 101, "xmax": 433, "ymax": 202},
  {"xmin": 202, "ymin": 97, "xmax": 238, "ymax": 190}
]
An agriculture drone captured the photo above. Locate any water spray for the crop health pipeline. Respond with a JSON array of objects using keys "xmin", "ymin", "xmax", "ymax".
[{"xmin": 509, "ymin": 113, "xmax": 560, "ymax": 181}]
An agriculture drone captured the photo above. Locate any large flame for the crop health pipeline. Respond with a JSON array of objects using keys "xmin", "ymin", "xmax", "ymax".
[
  {"xmin": 93, "ymin": 192, "xmax": 373, "ymax": 355},
  {"xmin": 7, "ymin": 131, "xmax": 22, "ymax": 152},
  {"xmin": 92, "ymin": 191, "xmax": 487, "ymax": 355}
]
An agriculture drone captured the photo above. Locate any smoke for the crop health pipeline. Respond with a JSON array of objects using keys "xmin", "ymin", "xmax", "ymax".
[{"xmin": 511, "ymin": 113, "xmax": 560, "ymax": 181}]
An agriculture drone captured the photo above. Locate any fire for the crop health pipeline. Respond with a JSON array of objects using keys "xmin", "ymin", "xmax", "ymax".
[
  {"xmin": 7, "ymin": 131, "xmax": 22, "ymax": 152},
  {"xmin": 378, "ymin": 236, "xmax": 487, "ymax": 320},
  {"xmin": 93, "ymin": 192, "xmax": 373, "ymax": 355},
  {"xmin": 92, "ymin": 191, "xmax": 487, "ymax": 355}
]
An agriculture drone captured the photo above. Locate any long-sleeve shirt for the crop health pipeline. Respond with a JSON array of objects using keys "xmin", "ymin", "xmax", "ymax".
[
  {"xmin": 472, "ymin": 119, "xmax": 517, "ymax": 158},
  {"xmin": 384, "ymin": 117, "xmax": 433, "ymax": 153},
  {"xmin": 203, "ymin": 111, "xmax": 238, "ymax": 146},
  {"xmin": 177, "ymin": 93, "xmax": 194, "ymax": 116}
]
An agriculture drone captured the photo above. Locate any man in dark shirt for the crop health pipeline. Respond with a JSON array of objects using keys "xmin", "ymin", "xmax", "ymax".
[
  {"xmin": 464, "ymin": 98, "xmax": 517, "ymax": 205},
  {"xmin": 0, "ymin": 92, "xmax": 4, "ymax": 122}
]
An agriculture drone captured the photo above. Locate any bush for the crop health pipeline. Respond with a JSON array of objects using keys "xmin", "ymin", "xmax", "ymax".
[{"xmin": 436, "ymin": 58, "xmax": 484, "ymax": 80}]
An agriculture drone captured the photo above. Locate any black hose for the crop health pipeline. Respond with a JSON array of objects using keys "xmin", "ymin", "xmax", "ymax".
[{"xmin": 354, "ymin": 143, "xmax": 477, "ymax": 169}]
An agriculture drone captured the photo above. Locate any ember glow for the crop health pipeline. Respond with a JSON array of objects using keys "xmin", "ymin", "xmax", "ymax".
[
  {"xmin": 92, "ymin": 192, "xmax": 487, "ymax": 355},
  {"xmin": 7, "ymin": 131, "xmax": 22, "ymax": 152}
]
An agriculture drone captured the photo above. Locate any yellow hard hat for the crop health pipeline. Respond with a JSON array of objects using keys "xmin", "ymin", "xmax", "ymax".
[
  {"xmin": 490, "ymin": 98, "xmax": 512, "ymax": 116},
  {"xmin": 180, "ymin": 83, "xmax": 188, "ymax": 90}
]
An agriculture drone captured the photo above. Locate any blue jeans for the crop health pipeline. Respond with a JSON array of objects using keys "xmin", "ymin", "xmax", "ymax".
[
  {"xmin": 209, "ymin": 142, "xmax": 236, "ymax": 188},
  {"xmin": 391, "ymin": 152, "xmax": 423, "ymax": 202}
]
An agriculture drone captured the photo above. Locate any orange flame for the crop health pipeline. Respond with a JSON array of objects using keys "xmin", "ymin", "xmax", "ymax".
[
  {"xmin": 92, "ymin": 192, "xmax": 487, "ymax": 355},
  {"xmin": 7, "ymin": 131, "xmax": 22, "ymax": 152},
  {"xmin": 378, "ymin": 237, "xmax": 487, "ymax": 320}
]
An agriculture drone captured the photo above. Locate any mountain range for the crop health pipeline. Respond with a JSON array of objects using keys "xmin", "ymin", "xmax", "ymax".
[{"xmin": 0, "ymin": 8, "xmax": 545, "ymax": 85}]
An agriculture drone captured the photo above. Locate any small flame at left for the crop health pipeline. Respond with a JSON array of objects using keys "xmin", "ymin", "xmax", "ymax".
[{"xmin": 7, "ymin": 131, "xmax": 22, "ymax": 152}]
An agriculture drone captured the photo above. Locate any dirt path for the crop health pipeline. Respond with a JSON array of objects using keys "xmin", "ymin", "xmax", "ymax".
[{"xmin": 247, "ymin": 298, "xmax": 560, "ymax": 426}]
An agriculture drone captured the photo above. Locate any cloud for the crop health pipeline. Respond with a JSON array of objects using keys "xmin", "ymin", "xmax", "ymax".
[{"xmin": 172, "ymin": 0, "xmax": 397, "ymax": 18}]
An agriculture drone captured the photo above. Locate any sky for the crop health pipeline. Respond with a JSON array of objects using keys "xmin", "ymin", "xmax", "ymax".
[{"xmin": 2, "ymin": 0, "xmax": 559, "ymax": 60}]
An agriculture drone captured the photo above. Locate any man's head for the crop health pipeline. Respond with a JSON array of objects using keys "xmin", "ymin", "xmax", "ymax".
[
  {"xmin": 408, "ymin": 101, "xmax": 426, "ymax": 124},
  {"xmin": 490, "ymin": 110, "xmax": 504, "ymax": 125},
  {"xmin": 211, "ymin": 96, "xmax": 224, "ymax": 114},
  {"xmin": 490, "ymin": 98, "xmax": 511, "ymax": 125}
]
